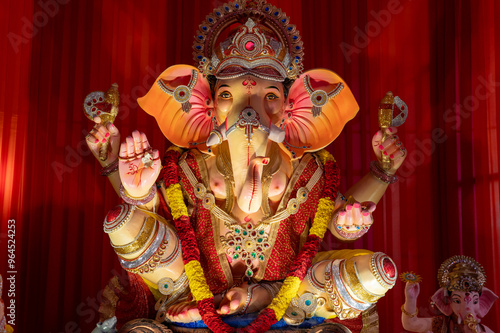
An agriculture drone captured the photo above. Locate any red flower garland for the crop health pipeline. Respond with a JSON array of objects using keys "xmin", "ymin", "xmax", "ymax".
[
  {"xmin": 174, "ymin": 215, "xmax": 200, "ymax": 264},
  {"xmin": 287, "ymin": 235, "xmax": 322, "ymax": 279}
]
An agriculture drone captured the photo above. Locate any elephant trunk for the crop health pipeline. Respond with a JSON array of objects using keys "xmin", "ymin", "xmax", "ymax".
[
  {"xmin": 461, "ymin": 312, "xmax": 481, "ymax": 333},
  {"xmin": 224, "ymin": 107, "xmax": 283, "ymax": 214},
  {"xmin": 236, "ymin": 157, "xmax": 269, "ymax": 214}
]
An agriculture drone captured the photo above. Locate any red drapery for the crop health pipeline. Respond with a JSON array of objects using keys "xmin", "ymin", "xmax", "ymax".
[{"xmin": 1, "ymin": 0, "xmax": 499, "ymax": 331}]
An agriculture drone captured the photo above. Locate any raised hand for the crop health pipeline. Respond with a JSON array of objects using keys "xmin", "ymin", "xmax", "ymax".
[
  {"xmin": 86, "ymin": 116, "xmax": 120, "ymax": 166},
  {"xmin": 372, "ymin": 127, "xmax": 407, "ymax": 174},
  {"xmin": 118, "ymin": 130, "xmax": 161, "ymax": 198},
  {"xmin": 405, "ymin": 282, "xmax": 421, "ymax": 301}
]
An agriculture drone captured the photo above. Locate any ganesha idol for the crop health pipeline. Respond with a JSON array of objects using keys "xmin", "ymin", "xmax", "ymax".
[
  {"xmin": 402, "ymin": 256, "xmax": 498, "ymax": 333},
  {"xmin": 85, "ymin": 1, "xmax": 409, "ymax": 332}
]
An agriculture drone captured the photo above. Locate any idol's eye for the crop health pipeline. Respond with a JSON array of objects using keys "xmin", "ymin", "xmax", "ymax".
[
  {"xmin": 453, "ymin": 299, "xmax": 461, "ymax": 304},
  {"xmin": 219, "ymin": 91, "xmax": 232, "ymax": 99},
  {"xmin": 265, "ymin": 93, "xmax": 279, "ymax": 101}
]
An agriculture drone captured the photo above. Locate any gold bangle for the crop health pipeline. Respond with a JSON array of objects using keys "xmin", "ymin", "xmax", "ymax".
[
  {"xmin": 342, "ymin": 259, "xmax": 383, "ymax": 304},
  {"xmin": 111, "ymin": 216, "xmax": 156, "ymax": 255},
  {"xmin": 401, "ymin": 304, "xmax": 418, "ymax": 318}
]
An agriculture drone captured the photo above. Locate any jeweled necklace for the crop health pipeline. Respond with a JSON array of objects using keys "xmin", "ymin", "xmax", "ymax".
[{"xmin": 162, "ymin": 146, "xmax": 340, "ymax": 333}]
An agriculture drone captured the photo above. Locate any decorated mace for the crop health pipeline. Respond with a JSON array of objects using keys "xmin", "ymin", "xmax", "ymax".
[{"xmin": 83, "ymin": 84, "xmax": 120, "ymax": 161}]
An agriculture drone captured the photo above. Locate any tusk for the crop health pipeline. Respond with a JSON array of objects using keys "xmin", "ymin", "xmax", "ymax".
[
  {"xmin": 206, "ymin": 122, "xmax": 228, "ymax": 147},
  {"xmin": 268, "ymin": 124, "xmax": 285, "ymax": 143}
]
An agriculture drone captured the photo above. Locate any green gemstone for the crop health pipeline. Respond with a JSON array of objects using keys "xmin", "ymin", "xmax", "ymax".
[
  {"xmin": 233, "ymin": 254, "xmax": 239, "ymax": 259},
  {"xmin": 305, "ymin": 300, "xmax": 311, "ymax": 306},
  {"xmin": 251, "ymin": 252, "xmax": 256, "ymax": 258},
  {"xmin": 235, "ymin": 246, "xmax": 241, "ymax": 251},
  {"xmin": 257, "ymin": 238, "xmax": 263, "ymax": 243},
  {"xmin": 235, "ymin": 228, "xmax": 240, "ymax": 233},
  {"xmin": 164, "ymin": 284, "xmax": 169, "ymax": 289},
  {"xmin": 259, "ymin": 230, "xmax": 265, "ymax": 235},
  {"xmin": 291, "ymin": 312, "xmax": 297, "ymax": 316},
  {"xmin": 259, "ymin": 255, "xmax": 264, "ymax": 261},
  {"xmin": 246, "ymin": 269, "xmax": 253, "ymax": 277},
  {"xmin": 243, "ymin": 231, "xmax": 248, "ymax": 236}
]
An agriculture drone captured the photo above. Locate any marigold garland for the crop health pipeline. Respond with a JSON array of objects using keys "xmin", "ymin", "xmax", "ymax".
[
  {"xmin": 185, "ymin": 261, "xmax": 213, "ymax": 300},
  {"xmin": 267, "ymin": 276, "xmax": 302, "ymax": 319},
  {"xmin": 288, "ymin": 235, "xmax": 322, "ymax": 280},
  {"xmin": 316, "ymin": 149, "xmax": 336, "ymax": 165},
  {"xmin": 165, "ymin": 183, "xmax": 188, "ymax": 220},
  {"xmin": 161, "ymin": 148, "xmax": 181, "ymax": 187},
  {"xmin": 309, "ymin": 197, "xmax": 335, "ymax": 238},
  {"xmin": 161, "ymin": 148, "xmax": 340, "ymax": 333}
]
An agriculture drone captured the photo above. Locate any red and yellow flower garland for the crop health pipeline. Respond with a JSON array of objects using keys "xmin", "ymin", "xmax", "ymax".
[{"xmin": 162, "ymin": 147, "xmax": 340, "ymax": 333}]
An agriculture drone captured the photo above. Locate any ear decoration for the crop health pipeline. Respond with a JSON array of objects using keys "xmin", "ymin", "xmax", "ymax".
[
  {"xmin": 279, "ymin": 69, "xmax": 359, "ymax": 159},
  {"xmin": 157, "ymin": 69, "xmax": 198, "ymax": 113},
  {"xmin": 303, "ymin": 74, "xmax": 344, "ymax": 117},
  {"xmin": 137, "ymin": 65, "xmax": 215, "ymax": 153}
]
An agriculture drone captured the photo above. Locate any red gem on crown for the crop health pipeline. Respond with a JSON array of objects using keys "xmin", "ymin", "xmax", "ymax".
[{"xmin": 245, "ymin": 41, "xmax": 255, "ymax": 51}]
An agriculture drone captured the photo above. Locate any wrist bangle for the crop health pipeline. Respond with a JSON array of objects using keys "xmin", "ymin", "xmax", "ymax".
[
  {"xmin": 241, "ymin": 284, "xmax": 258, "ymax": 314},
  {"xmin": 401, "ymin": 304, "xmax": 418, "ymax": 318},
  {"xmin": 369, "ymin": 161, "xmax": 398, "ymax": 184},
  {"xmin": 101, "ymin": 159, "xmax": 119, "ymax": 176},
  {"xmin": 120, "ymin": 184, "xmax": 157, "ymax": 205},
  {"xmin": 259, "ymin": 282, "xmax": 282, "ymax": 299}
]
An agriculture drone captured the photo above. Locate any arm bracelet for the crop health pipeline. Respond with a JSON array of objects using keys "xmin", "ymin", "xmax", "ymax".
[
  {"xmin": 241, "ymin": 284, "xmax": 259, "ymax": 314},
  {"xmin": 369, "ymin": 161, "xmax": 398, "ymax": 184},
  {"xmin": 101, "ymin": 159, "xmax": 119, "ymax": 176},
  {"xmin": 120, "ymin": 184, "xmax": 157, "ymax": 205},
  {"xmin": 401, "ymin": 304, "xmax": 418, "ymax": 318}
]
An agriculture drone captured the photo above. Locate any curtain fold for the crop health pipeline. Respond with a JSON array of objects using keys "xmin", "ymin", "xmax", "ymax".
[{"xmin": 1, "ymin": 0, "xmax": 499, "ymax": 331}]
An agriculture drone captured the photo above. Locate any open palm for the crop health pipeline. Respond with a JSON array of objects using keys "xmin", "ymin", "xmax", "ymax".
[{"xmin": 119, "ymin": 130, "xmax": 161, "ymax": 198}]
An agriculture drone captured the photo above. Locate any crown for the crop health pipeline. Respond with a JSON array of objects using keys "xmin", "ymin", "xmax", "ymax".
[
  {"xmin": 437, "ymin": 256, "xmax": 486, "ymax": 293},
  {"xmin": 193, "ymin": 0, "xmax": 304, "ymax": 82}
]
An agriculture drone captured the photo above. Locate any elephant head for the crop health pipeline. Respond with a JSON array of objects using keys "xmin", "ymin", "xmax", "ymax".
[
  {"xmin": 138, "ymin": 14, "xmax": 358, "ymax": 214},
  {"xmin": 431, "ymin": 255, "xmax": 498, "ymax": 329},
  {"xmin": 138, "ymin": 66, "xmax": 358, "ymax": 213},
  {"xmin": 431, "ymin": 287, "xmax": 498, "ymax": 326}
]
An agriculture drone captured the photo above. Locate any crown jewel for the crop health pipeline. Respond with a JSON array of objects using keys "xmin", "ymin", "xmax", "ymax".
[
  {"xmin": 193, "ymin": 0, "xmax": 304, "ymax": 82},
  {"xmin": 438, "ymin": 255, "xmax": 486, "ymax": 293}
]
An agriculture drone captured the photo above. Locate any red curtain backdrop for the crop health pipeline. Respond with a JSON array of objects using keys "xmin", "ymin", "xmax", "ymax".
[{"xmin": 1, "ymin": 0, "xmax": 499, "ymax": 331}]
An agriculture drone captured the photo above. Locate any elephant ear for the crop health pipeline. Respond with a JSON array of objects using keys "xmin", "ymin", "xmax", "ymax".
[
  {"xmin": 137, "ymin": 65, "xmax": 215, "ymax": 153},
  {"xmin": 431, "ymin": 287, "xmax": 453, "ymax": 316},
  {"xmin": 279, "ymin": 69, "xmax": 359, "ymax": 159},
  {"xmin": 478, "ymin": 287, "xmax": 498, "ymax": 318}
]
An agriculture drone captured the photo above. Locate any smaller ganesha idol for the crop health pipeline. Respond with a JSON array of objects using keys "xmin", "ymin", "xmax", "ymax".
[{"xmin": 402, "ymin": 256, "xmax": 498, "ymax": 333}]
